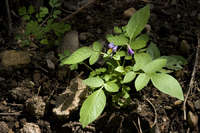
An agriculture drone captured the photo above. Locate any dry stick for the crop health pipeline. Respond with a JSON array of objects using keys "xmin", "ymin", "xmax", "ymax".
[
  {"xmin": 183, "ymin": 33, "xmax": 200, "ymax": 120},
  {"xmin": 62, "ymin": 0, "xmax": 96, "ymax": 21},
  {"xmin": 5, "ymin": 0, "xmax": 12, "ymax": 35},
  {"xmin": 145, "ymin": 98, "xmax": 157, "ymax": 128},
  {"xmin": 138, "ymin": 117, "xmax": 143, "ymax": 133},
  {"xmin": 0, "ymin": 111, "xmax": 22, "ymax": 116}
]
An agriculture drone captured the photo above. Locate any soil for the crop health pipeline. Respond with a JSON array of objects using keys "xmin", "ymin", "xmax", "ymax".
[{"xmin": 0, "ymin": 0, "xmax": 200, "ymax": 133}]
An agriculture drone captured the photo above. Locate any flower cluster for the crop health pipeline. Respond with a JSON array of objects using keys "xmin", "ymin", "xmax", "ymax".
[{"xmin": 108, "ymin": 43, "xmax": 134, "ymax": 55}]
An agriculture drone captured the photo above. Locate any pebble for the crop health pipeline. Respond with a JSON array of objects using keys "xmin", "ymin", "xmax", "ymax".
[
  {"xmin": 25, "ymin": 96, "xmax": 46, "ymax": 119},
  {"xmin": 123, "ymin": 7, "xmax": 136, "ymax": 18},
  {"xmin": 194, "ymin": 99, "xmax": 200, "ymax": 110},
  {"xmin": 188, "ymin": 111, "xmax": 198, "ymax": 128},
  {"xmin": 0, "ymin": 121, "xmax": 13, "ymax": 133},
  {"xmin": 79, "ymin": 32, "xmax": 93, "ymax": 41},
  {"xmin": 0, "ymin": 50, "xmax": 31, "ymax": 67},
  {"xmin": 57, "ymin": 31, "xmax": 79, "ymax": 55},
  {"xmin": 46, "ymin": 59, "xmax": 55, "ymax": 70},
  {"xmin": 20, "ymin": 123, "xmax": 41, "ymax": 133}
]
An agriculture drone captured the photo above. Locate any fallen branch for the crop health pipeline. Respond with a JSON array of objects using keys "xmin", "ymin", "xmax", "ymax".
[
  {"xmin": 62, "ymin": 0, "xmax": 96, "ymax": 21},
  {"xmin": 183, "ymin": 32, "xmax": 200, "ymax": 120}
]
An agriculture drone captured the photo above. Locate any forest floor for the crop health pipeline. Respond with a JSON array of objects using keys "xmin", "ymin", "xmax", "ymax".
[{"xmin": 0, "ymin": 0, "xmax": 200, "ymax": 133}]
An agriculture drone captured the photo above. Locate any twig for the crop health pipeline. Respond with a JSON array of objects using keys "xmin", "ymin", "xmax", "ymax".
[
  {"xmin": 138, "ymin": 117, "xmax": 143, "ymax": 133},
  {"xmin": 0, "ymin": 111, "xmax": 22, "ymax": 116},
  {"xmin": 5, "ymin": 0, "xmax": 12, "ymax": 35},
  {"xmin": 62, "ymin": 0, "xmax": 96, "ymax": 21},
  {"xmin": 132, "ymin": 120, "xmax": 140, "ymax": 133},
  {"xmin": 183, "ymin": 33, "xmax": 200, "ymax": 120},
  {"xmin": 145, "ymin": 98, "xmax": 157, "ymax": 128}
]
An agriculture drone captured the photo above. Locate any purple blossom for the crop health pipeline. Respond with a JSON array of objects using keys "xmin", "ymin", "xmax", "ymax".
[
  {"xmin": 108, "ymin": 43, "xmax": 118, "ymax": 52},
  {"xmin": 127, "ymin": 45, "xmax": 134, "ymax": 55}
]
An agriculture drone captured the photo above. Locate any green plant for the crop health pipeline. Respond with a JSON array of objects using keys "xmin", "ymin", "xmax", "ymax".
[
  {"xmin": 16, "ymin": 0, "xmax": 71, "ymax": 47},
  {"xmin": 60, "ymin": 5, "xmax": 187, "ymax": 127}
]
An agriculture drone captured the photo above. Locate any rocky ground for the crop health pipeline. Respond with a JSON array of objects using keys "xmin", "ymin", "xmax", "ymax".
[{"xmin": 0, "ymin": 0, "xmax": 200, "ymax": 133}]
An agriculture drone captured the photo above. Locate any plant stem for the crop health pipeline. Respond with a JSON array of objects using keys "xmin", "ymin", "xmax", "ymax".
[{"xmin": 82, "ymin": 62, "xmax": 94, "ymax": 71}]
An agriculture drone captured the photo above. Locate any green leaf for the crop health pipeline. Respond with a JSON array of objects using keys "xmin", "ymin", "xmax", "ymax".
[
  {"xmin": 18, "ymin": 7, "xmax": 26, "ymax": 16},
  {"xmin": 147, "ymin": 42, "xmax": 160, "ymax": 59},
  {"xmin": 89, "ymin": 51, "xmax": 100, "ymax": 65},
  {"xmin": 80, "ymin": 89, "xmax": 106, "ymax": 128},
  {"xmin": 135, "ymin": 73, "xmax": 150, "ymax": 91},
  {"xmin": 53, "ymin": 10, "xmax": 61, "ymax": 18},
  {"xmin": 122, "ymin": 71, "xmax": 136, "ymax": 83},
  {"xmin": 61, "ymin": 47, "xmax": 93, "ymax": 65},
  {"xmin": 92, "ymin": 41, "xmax": 103, "ymax": 52},
  {"xmin": 104, "ymin": 82, "xmax": 119, "ymax": 92},
  {"xmin": 133, "ymin": 53, "xmax": 152, "ymax": 71},
  {"xmin": 89, "ymin": 41, "xmax": 103, "ymax": 65},
  {"xmin": 83, "ymin": 77, "xmax": 104, "ymax": 88},
  {"xmin": 114, "ymin": 26, "xmax": 122, "ymax": 34},
  {"xmin": 40, "ymin": 39, "xmax": 48, "ymax": 44},
  {"xmin": 115, "ymin": 66, "xmax": 125, "ymax": 73},
  {"xmin": 39, "ymin": 7, "xmax": 49, "ymax": 18},
  {"xmin": 28, "ymin": 5, "xmax": 35, "ymax": 14},
  {"xmin": 130, "ymin": 34, "xmax": 149, "ymax": 50},
  {"xmin": 161, "ymin": 56, "xmax": 187, "ymax": 70},
  {"xmin": 151, "ymin": 73, "xmax": 184, "ymax": 100},
  {"xmin": 106, "ymin": 34, "xmax": 128, "ymax": 46},
  {"xmin": 23, "ymin": 15, "xmax": 30, "ymax": 21},
  {"xmin": 142, "ymin": 58, "xmax": 167, "ymax": 73},
  {"xmin": 126, "ymin": 5, "xmax": 150, "ymax": 40}
]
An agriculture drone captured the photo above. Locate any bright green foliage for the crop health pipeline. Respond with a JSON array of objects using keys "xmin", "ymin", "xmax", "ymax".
[
  {"xmin": 61, "ymin": 47, "xmax": 93, "ymax": 65},
  {"xmin": 122, "ymin": 71, "xmax": 136, "ymax": 83},
  {"xmin": 106, "ymin": 34, "xmax": 129, "ymax": 46},
  {"xmin": 130, "ymin": 34, "xmax": 149, "ymax": 50},
  {"xmin": 142, "ymin": 58, "xmax": 167, "ymax": 73},
  {"xmin": 80, "ymin": 89, "xmax": 106, "ymax": 128},
  {"xmin": 151, "ymin": 73, "xmax": 184, "ymax": 100},
  {"xmin": 60, "ymin": 5, "xmax": 186, "ymax": 128},
  {"xmin": 147, "ymin": 42, "xmax": 160, "ymax": 59},
  {"xmin": 83, "ymin": 77, "xmax": 104, "ymax": 88},
  {"xmin": 104, "ymin": 82, "xmax": 119, "ymax": 92},
  {"xmin": 16, "ymin": 0, "xmax": 71, "ymax": 47},
  {"xmin": 126, "ymin": 5, "xmax": 150, "ymax": 40},
  {"xmin": 135, "ymin": 73, "xmax": 150, "ymax": 91}
]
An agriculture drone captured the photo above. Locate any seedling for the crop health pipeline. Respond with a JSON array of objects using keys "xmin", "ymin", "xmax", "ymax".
[{"xmin": 60, "ymin": 5, "xmax": 187, "ymax": 127}]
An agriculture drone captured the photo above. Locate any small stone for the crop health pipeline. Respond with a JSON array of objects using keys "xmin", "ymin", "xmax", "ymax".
[
  {"xmin": 20, "ymin": 123, "xmax": 41, "ymax": 133},
  {"xmin": 25, "ymin": 96, "xmax": 46, "ymax": 119},
  {"xmin": 0, "ymin": 50, "xmax": 31, "ymax": 67},
  {"xmin": 174, "ymin": 100, "xmax": 183, "ymax": 105},
  {"xmin": 194, "ymin": 99, "xmax": 200, "ymax": 110},
  {"xmin": 123, "ymin": 8, "xmax": 136, "ymax": 18},
  {"xmin": 180, "ymin": 40, "xmax": 190, "ymax": 55},
  {"xmin": 79, "ymin": 32, "xmax": 93, "ymax": 41},
  {"xmin": 57, "ymin": 31, "xmax": 79, "ymax": 55},
  {"xmin": 46, "ymin": 59, "xmax": 55, "ymax": 69},
  {"xmin": 188, "ymin": 111, "xmax": 198, "ymax": 128}
]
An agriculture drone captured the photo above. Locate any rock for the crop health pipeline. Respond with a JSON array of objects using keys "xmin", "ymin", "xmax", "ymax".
[
  {"xmin": 0, "ymin": 121, "xmax": 13, "ymax": 133},
  {"xmin": 57, "ymin": 31, "xmax": 79, "ymax": 55},
  {"xmin": 123, "ymin": 7, "xmax": 136, "ymax": 18},
  {"xmin": 10, "ymin": 87, "xmax": 32, "ymax": 102},
  {"xmin": 188, "ymin": 111, "xmax": 198, "ymax": 128},
  {"xmin": 79, "ymin": 32, "xmax": 93, "ymax": 41},
  {"xmin": 20, "ymin": 123, "xmax": 41, "ymax": 133},
  {"xmin": 53, "ymin": 76, "xmax": 87, "ymax": 120},
  {"xmin": 46, "ymin": 59, "xmax": 55, "ymax": 70},
  {"xmin": 45, "ymin": 51, "xmax": 57, "ymax": 69},
  {"xmin": 0, "ymin": 50, "xmax": 31, "ymax": 67},
  {"xmin": 194, "ymin": 99, "xmax": 200, "ymax": 110},
  {"xmin": 25, "ymin": 96, "xmax": 46, "ymax": 119},
  {"xmin": 180, "ymin": 40, "xmax": 190, "ymax": 55}
]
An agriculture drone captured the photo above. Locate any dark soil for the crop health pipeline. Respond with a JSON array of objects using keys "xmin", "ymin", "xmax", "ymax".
[{"xmin": 0, "ymin": 0, "xmax": 200, "ymax": 133}]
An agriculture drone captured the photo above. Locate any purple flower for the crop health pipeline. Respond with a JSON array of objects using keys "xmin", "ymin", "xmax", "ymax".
[
  {"xmin": 108, "ymin": 43, "xmax": 118, "ymax": 52},
  {"xmin": 127, "ymin": 45, "xmax": 134, "ymax": 55}
]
